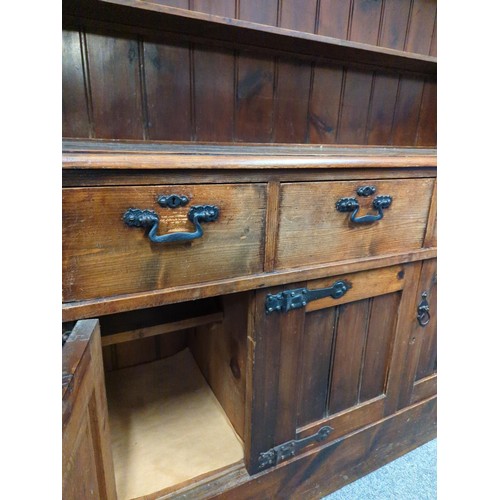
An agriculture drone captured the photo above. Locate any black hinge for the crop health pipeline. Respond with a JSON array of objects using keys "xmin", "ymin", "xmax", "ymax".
[
  {"xmin": 257, "ymin": 426, "xmax": 333, "ymax": 470},
  {"xmin": 265, "ymin": 280, "xmax": 350, "ymax": 314}
]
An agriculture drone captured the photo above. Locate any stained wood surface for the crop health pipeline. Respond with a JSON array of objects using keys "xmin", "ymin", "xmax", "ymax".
[
  {"xmin": 93, "ymin": 0, "xmax": 437, "ymax": 57},
  {"xmin": 62, "ymin": 183, "xmax": 266, "ymax": 301},
  {"xmin": 189, "ymin": 293, "xmax": 249, "ymax": 439},
  {"xmin": 62, "ymin": 19, "xmax": 435, "ymax": 145},
  {"xmin": 246, "ymin": 263, "xmax": 421, "ymax": 473},
  {"xmin": 276, "ymin": 178, "xmax": 435, "ymax": 269},
  {"xmin": 62, "ymin": 248, "xmax": 437, "ymax": 321},
  {"xmin": 63, "ymin": 320, "xmax": 117, "ymax": 499}
]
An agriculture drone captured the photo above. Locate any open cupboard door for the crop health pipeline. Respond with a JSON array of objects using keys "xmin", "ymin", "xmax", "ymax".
[{"xmin": 62, "ymin": 319, "xmax": 117, "ymax": 499}]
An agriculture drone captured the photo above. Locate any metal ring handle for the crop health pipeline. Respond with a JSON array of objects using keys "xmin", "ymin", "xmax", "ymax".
[
  {"xmin": 417, "ymin": 292, "xmax": 431, "ymax": 327},
  {"xmin": 123, "ymin": 205, "xmax": 219, "ymax": 243},
  {"xmin": 336, "ymin": 195, "xmax": 392, "ymax": 224}
]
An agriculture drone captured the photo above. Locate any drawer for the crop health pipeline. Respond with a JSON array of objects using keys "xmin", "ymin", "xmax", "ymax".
[
  {"xmin": 276, "ymin": 178, "xmax": 435, "ymax": 269},
  {"xmin": 63, "ymin": 183, "xmax": 266, "ymax": 302}
]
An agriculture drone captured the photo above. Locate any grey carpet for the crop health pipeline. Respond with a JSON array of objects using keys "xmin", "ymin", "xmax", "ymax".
[{"xmin": 322, "ymin": 439, "xmax": 436, "ymax": 500}]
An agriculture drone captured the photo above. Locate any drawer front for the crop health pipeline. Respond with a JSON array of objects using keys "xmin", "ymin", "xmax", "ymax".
[
  {"xmin": 63, "ymin": 183, "xmax": 266, "ymax": 302},
  {"xmin": 276, "ymin": 178, "xmax": 435, "ymax": 269}
]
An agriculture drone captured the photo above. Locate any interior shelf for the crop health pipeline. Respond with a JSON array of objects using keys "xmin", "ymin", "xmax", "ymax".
[
  {"xmin": 105, "ymin": 348, "xmax": 244, "ymax": 499},
  {"xmin": 63, "ymin": 0, "xmax": 436, "ymax": 75}
]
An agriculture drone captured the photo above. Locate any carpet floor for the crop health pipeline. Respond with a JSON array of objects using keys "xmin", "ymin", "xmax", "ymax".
[{"xmin": 322, "ymin": 439, "xmax": 437, "ymax": 500}]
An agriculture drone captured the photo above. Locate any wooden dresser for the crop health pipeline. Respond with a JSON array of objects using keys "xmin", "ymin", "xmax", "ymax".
[{"xmin": 62, "ymin": 1, "xmax": 437, "ymax": 498}]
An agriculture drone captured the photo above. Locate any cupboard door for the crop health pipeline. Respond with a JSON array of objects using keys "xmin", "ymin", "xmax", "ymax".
[
  {"xmin": 63, "ymin": 320, "xmax": 117, "ymax": 499},
  {"xmin": 245, "ymin": 263, "xmax": 421, "ymax": 474},
  {"xmin": 399, "ymin": 258, "xmax": 437, "ymax": 407}
]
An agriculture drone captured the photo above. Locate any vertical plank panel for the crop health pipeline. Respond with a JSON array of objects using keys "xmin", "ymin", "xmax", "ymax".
[
  {"xmin": 297, "ymin": 308, "xmax": 336, "ymax": 427},
  {"xmin": 391, "ymin": 75, "xmax": 425, "ymax": 145},
  {"xmin": 405, "ymin": 0, "xmax": 437, "ymax": 54},
  {"xmin": 86, "ymin": 31, "xmax": 143, "ymax": 139},
  {"xmin": 359, "ymin": 292, "xmax": 400, "ymax": 402},
  {"xmin": 194, "ymin": 46, "xmax": 234, "ymax": 141},
  {"xmin": 191, "ymin": 0, "xmax": 236, "ymax": 16},
  {"xmin": 365, "ymin": 72, "xmax": 400, "ymax": 144},
  {"xmin": 235, "ymin": 53, "xmax": 274, "ymax": 142},
  {"xmin": 308, "ymin": 64, "xmax": 343, "ymax": 144},
  {"xmin": 62, "ymin": 30, "xmax": 91, "ymax": 138},
  {"xmin": 236, "ymin": 0, "xmax": 277, "ymax": 142},
  {"xmin": 349, "ymin": 0, "xmax": 383, "ymax": 45},
  {"xmin": 415, "ymin": 260, "xmax": 437, "ymax": 380},
  {"xmin": 239, "ymin": 0, "xmax": 278, "ymax": 24},
  {"xmin": 329, "ymin": 299, "xmax": 370, "ymax": 414},
  {"xmin": 429, "ymin": 17, "xmax": 437, "ymax": 56},
  {"xmin": 415, "ymin": 79, "xmax": 437, "ymax": 146},
  {"xmin": 337, "ymin": 68, "xmax": 373, "ymax": 144},
  {"xmin": 275, "ymin": 307, "xmax": 306, "ymax": 444},
  {"xmin": 280, "ymin": 0, "xmax": 318, "ymax": 33},
  {"xmin": 378, "ymin": 0, "xmax": 412, "ymax": 50},
  {"xmin": 246, "ymin": 287, "xmax": 285, "ymax": 472},
  {"xmin": 274, "ymin": 58, "xmax": 311, "ymax": 143},
  {"xmin": 317, "ymin": 0, "xmax": 352, "ymax": 38},
  {"xmin": 143, "ymin": 39, "xmax": 192, "ymax": 140}
]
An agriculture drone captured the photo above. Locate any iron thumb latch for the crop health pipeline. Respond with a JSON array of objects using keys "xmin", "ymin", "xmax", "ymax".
[
  {"xmin": 265, "ymin": 280, "xmax": 350, "ymax": 313},
  {"xmin": 258, "ymin": 426, "xmax": 333, "ymax": 470}
]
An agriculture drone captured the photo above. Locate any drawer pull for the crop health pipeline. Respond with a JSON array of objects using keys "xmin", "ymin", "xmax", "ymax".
[
  {"xmin": 336, "ymin": 195, "xmax": 392, "ymax": 224},
  {"xmin": 123, "ymin": 205, "xmax": 219, "ymax": 243},
  {"xmin": 417, "ymin": 291, "xmax": 431, "ymax": 327}
]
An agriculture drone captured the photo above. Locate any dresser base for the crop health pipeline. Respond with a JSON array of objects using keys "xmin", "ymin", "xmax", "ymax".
[{"xmin": 160, "ymin": 396, "xmax": 436, "ymax": 499}]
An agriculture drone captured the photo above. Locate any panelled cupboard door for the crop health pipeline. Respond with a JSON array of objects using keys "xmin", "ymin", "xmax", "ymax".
[
  {"xmin": 63, "ymin": 319, "xmax": 117, "ymax": 499},
  {"xmin": 245, "ymin": 263, "xmax": 423, "ymax": 474},
  {"xmin": 399, "ymin": 258, "xmax": 437, "ymax": 408}
]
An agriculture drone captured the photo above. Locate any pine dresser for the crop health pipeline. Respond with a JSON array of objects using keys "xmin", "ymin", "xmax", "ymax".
[{"xmin": 62, "ymin": 1, "xmax": 437, "ymax": 498}]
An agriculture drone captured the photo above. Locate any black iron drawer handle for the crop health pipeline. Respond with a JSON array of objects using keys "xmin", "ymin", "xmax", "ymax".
[
  {"xmin": 417, "ymin": 291, "xmax": 431, "ymax": 327},
  {"xmin": 123, "ymin": 205, "xmax": 219, "ymax": 243},
  {"xmin": 336, "ymin": 195, "xmax": 392, "ymax": 224}
]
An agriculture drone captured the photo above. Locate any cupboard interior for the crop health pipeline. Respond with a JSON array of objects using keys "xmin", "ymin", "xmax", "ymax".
[{"xmin": 98, "ymin": 294, "xmax": 249, "ymax": 499}]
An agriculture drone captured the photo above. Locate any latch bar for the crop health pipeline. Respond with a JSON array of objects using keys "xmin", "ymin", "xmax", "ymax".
[{"xmin": 265, "ymin": 280, "xmax": 350, "ymax": 314}]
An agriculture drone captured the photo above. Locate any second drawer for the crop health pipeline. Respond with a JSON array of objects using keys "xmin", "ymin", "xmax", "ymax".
[{"xmin": 276, "ymin": 178, "xmax": 435, "ymax": 269}]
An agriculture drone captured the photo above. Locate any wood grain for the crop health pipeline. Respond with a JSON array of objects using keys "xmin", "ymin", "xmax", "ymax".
[
  {"xmin": 305, "ymin": 264, "xmax": 405, "ymax": 313},
  {"xmin": 317, "ymin": 0, "xmax": 351, "ymax": 39},
  {"xmin": 349, "ymin": 0, "xmax": 383, "ymax": 45},
  {"xmin": 405, "ymin": 0, "xmax": 436, "ymax": 55},
  {"xmin": 62, "ymin": 29, "xmax": 91, "ymax": 138},
  {"xmin": 194, "ymin": 46, "xmax": 234, "ymax": 141},
  {"xmin": 274, "ymin": 58, "xmax": 311, "ymax": 143},
  {"xmin": 359, "ymin": 292, "xmax": 400, "ymax": 402},
  {"xmin": 337, "ymin": 68, "xmax": 373, "ymax": 144},
  {"xmin": 378, "ymin": 0, "xmax": 412, "ymax": 51},
  {"xmin": 86, "ymin": 30, "xmax": 144, "ymax": 139},
  {"xmin": 308, "ymin": 64, "xmax": 343, "ymax": 144},
  {"xmin": 235, "ymin": 53, "xmax": 275, "ymax": 142},
  {"xmin": 276, "ymin": 178, "xmax": 435, "ymax": 270},
  {"xmin": 297, "ymin": 307, "xmax": 336, "ymax": 427},
  {"xmin": 62, "ymin": 183, "xmax": 266, "ymax": 301},
  {"xmin": 280, "ymin": 0, "xmax": 318, "ymax": 33},
  {"xmin": 329, "ymin": 299, "xmax": 371, "ymax": 413},
  {"xmin": 63, "ymin": 320, "xmax": 117, "ymax": 499},
  {"xmin": 189, "ymin": 293, "xmax": 249, "ymax": 439},
  {"xmin": 62, "ymin": 248, "xmax": 437, "ymax": 321},
  {"xmin": 143, "ymin": 38, "xmax": 192, "ymax": 140}
]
